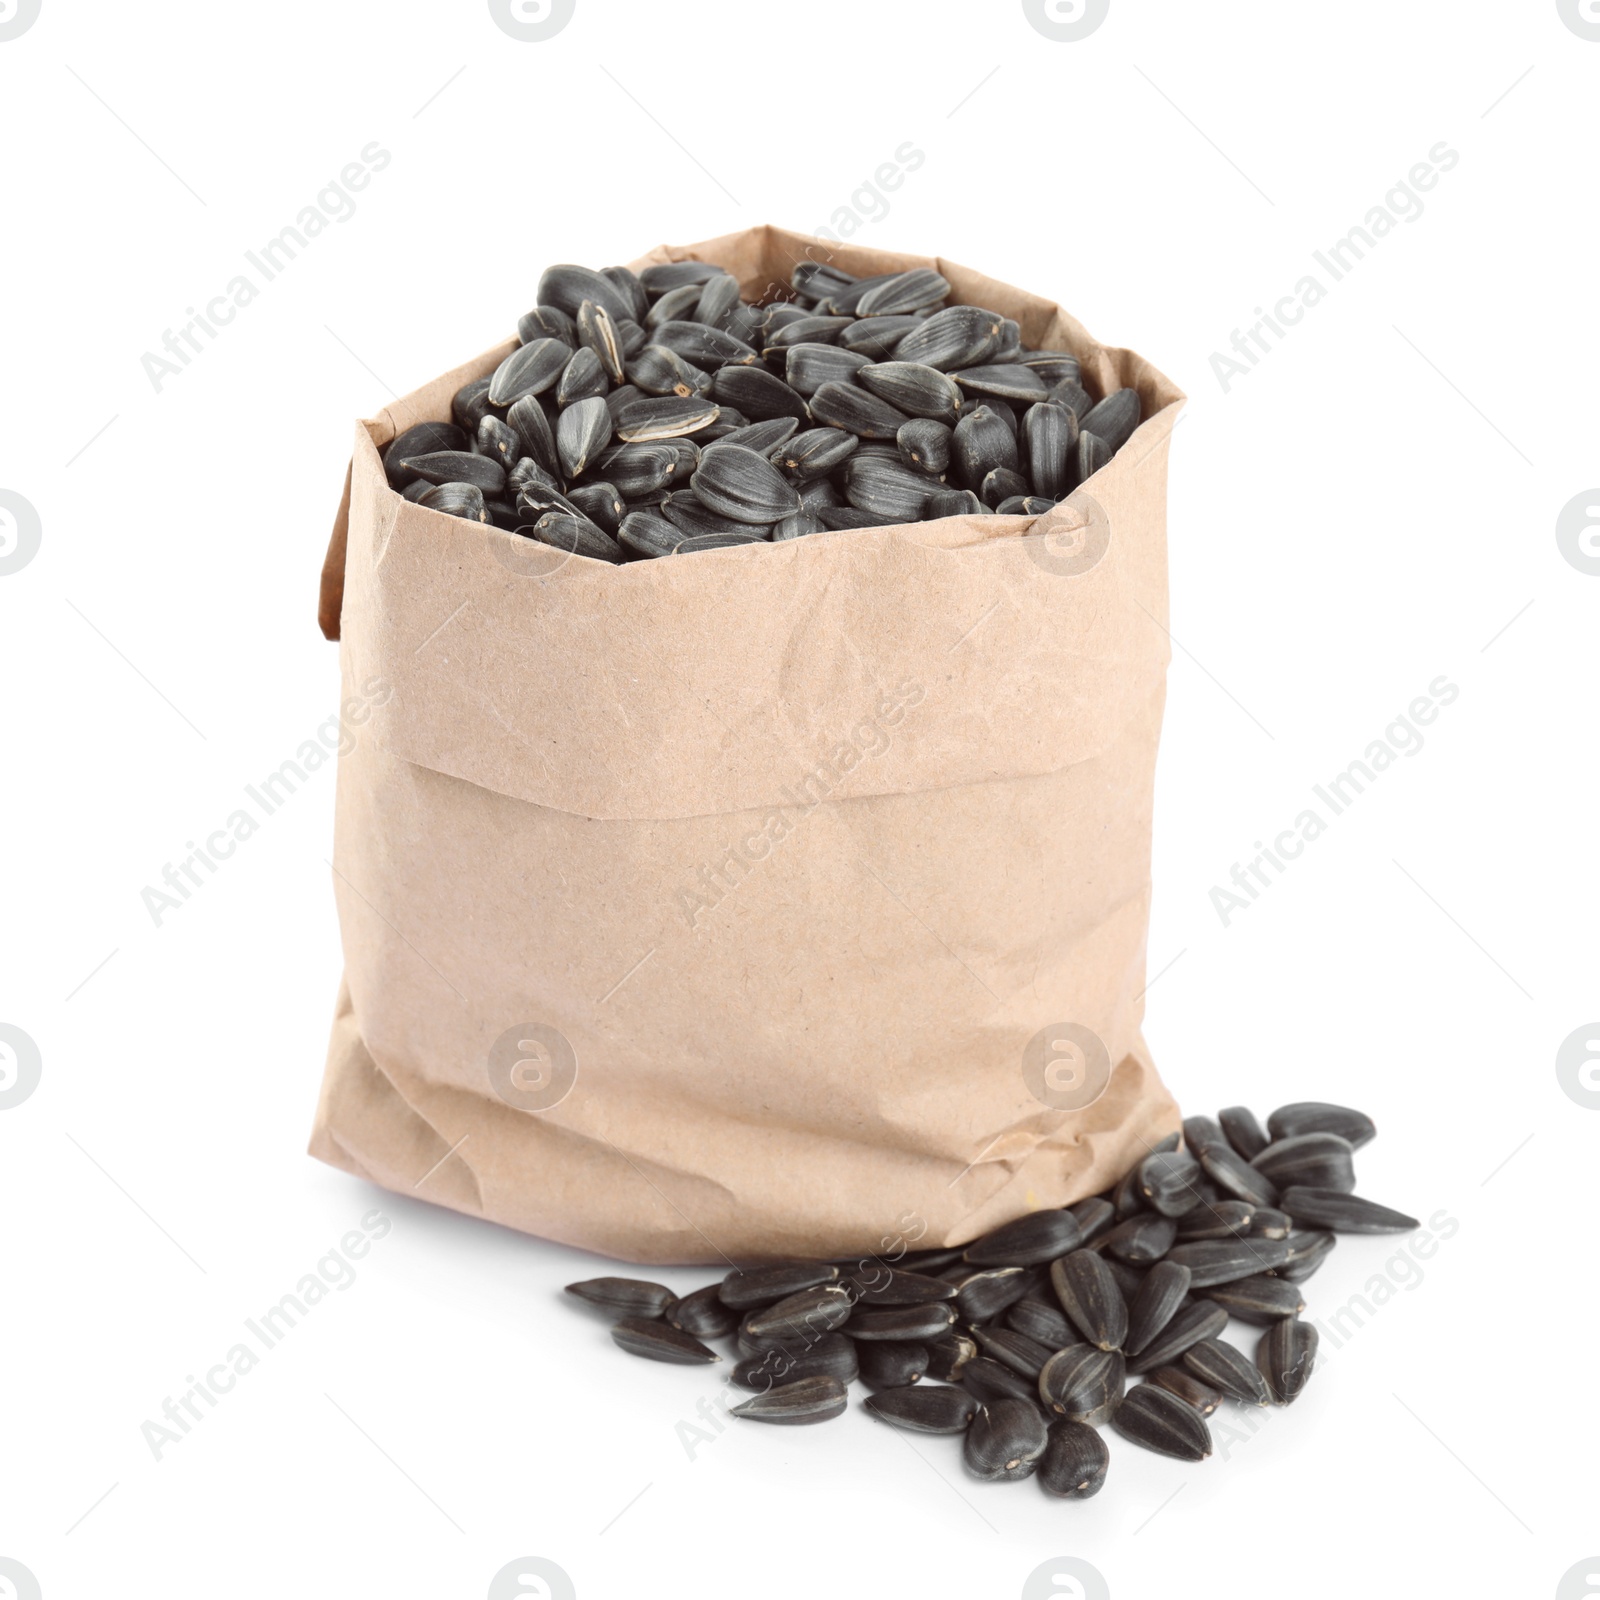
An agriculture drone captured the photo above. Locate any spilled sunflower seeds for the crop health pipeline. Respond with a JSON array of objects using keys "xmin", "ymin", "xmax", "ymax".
[{"xmin": 564, "ymin": 1096, "xmax": 1423, "ymax": 1498}]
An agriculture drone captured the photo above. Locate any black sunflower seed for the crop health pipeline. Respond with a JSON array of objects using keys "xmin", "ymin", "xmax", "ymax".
[
  {"xmin": 488, "ymin": 338, "xmax": 571, "ymax": 406},
  {"xmin": 1164, "ymin": 1237, "xmax": 1293, "ymax": 1288},
  {"xmin": 537, "ymin": 263, "xmax": 634, "ymax": 327},
  {"xmin": 417, "ymin": 483, "xmax": 488, "ymax": 522},
  {"xmin": 627, "ymin": 344, "xmax": 710, "ymax": 399},
  {"xmin": 730, "ymin": 1374, "xmax": 848, "ymax": 1425},
  {"xmin": 652, "ymin": 319, "xmax": 761, "ymax": 369},
  {"xmin": 962, "ymin": 1355, "xmax": 1043, "ymax": 1409},
  {"xmin": 926, "ymin": 1332, "xmax": 978, "ymax": 1382},
  {"xmin": 1148, "ymin": 1365, "xmax": 1223, "ymax": 1416},
  {"xmin": 1069, "ymin": 1196, "xmax": 1117, "ymax": 1245},
  {"xmin": 710, "ymin": 364, "xmax": 810, "ymax": 423},
  {"xmin": 855, "ymin": 1340, "xmax": 929, "ymax": 1390},
  {"xmin": 743, "ymin": 1284, "xmax": 853, "ymax": 1343},
  {"xmin": 1100, "ymin": 1213, "xmax": 1177, "ymax": 1264},
  {"xmin": 1112, "ymin": 1162, "xmax": 1146, "ymax": 1220},
  {"xmin": 1080, "ymin": 387, "xmax": 1142, "ymax": 452},
  {"xmin": 610, "ymin": 1315, "xmax": 719, "ymax": 1365},
  {"xmin": 1218, "ymin": 1105, "xmax": 1270, "ymax": 1160},
  {"xmin": 837, "ymin": 315, "xmax": 924, "ymax": 358},
  {"xmin": 1125, "ymin": 1301, "xmax": 1229, "ymax": 1374},
  {"xmin": 963, "ymin": 1209, "xmax": 1083, "ymax": 1268},
  {"xmin": 897, "ymin": 417, "xmax": 953, "ymax": 475},
  {"xmin": 1077, "ymin": 430, "xmax": 1111, "ymax": 482},
  {"xmin": 1110, "ymin": 1383, "xmax": 1213, "ymax": 1461},
  {"xmin": 1266, "ymin": 1100, "xmax": 1376, "ymax": 1149},
  {"xmin": 843, "ymin": 455, "xmax": 932, "ymax": 522},
  {"xmin": 951, "ymin": 404, "xmax": 1019, "ymax": 491},
  {"xmin": 807, "ymin": 380, "xmax": 911, "ymax": 440},
  {"xmin": 856, "ymin": 267, "xmax": 951, "ymax": 317},
  {"xmin": 963, "ymin": 1398, "xmax": 1048, "ymax": 1481},
  {"xmin": 1037, "ymin": 1345, "xmax": 1124, "ymax": 1426},
  {"xmin": 690, "ymin": 443, "xmax": 803, "ymax": 524},
  {"xmin": 1125, "ymin": 1259, "xmax": 1192, "ymax": 1355},
  {"xmin": 664, "ymin": 1284, "xmax": 737, "ymax": 1338},
  {"xmin": 531, "ymin": 512, "xmax": 623, "ymax": 564},
  {"xmin": 1139, "ymin": 1150, "xmax": 1207, "ymax": 1218},
  {"xmin": 1199, "ymin": 1274, "xmax": 1306, "ymax": 1326},
  {"xmin": 564, "ymin": 1277, "xmax": 675, "ymax": 1317},
  {"xmin": 894, "ymin": 305, "xmax": 1008, "ymax": 371},
  {"xmin": 847, "ymin": 1302, "xmax": 958, "ymax": 1342},
  {"xmin": 1037, "ymin": 1417, "xmax": 1110, "ymax": 1498},
  {"xmin": 856, "ymin": 361, "xmax": 964, "ymax": 424},
  {"xmin": 577, "ymin": 298, "xmax": 625, "ymax": 382},
  {"xmin": 719, "ymin": 1263, "xmax": 840, "ymax": 1310},
  {"xmin": 639, "ymin": 259, "xmax": 726, "ymax": 297},
  {"xmin": 384, "ymin": 421, "xmax": 468, "ymax": 488},
  {"xmin": 399, "ymin": 450, "xmax": 506, "ymax": 495},
  {"xmin": 1257, "ymin": 1318, "xmax": 1319, "ymax": 1403},
  {"xmin": 925, "ymin": 488, "xmax": 986, "ymax": 518},
  {"xmin": 1201, "ymin": 1144, "xmax": 1280, "ymax": 1208},
  {"xmin": 954, "ymin": 364, "xmax": 1050, "ymax": 404},
  {"xmin": 864, "ymin": 1383, "xmax": 977, "ymax": 1434},
  {"xmin": 516, "ymin": 305, "xmax": 577, "ymax": 347},
  {"xmin": 955, "ymin": 1266, "xmax": 1038, "ymax": 1325},
  {"xmin": 1246, "ymin": 1207, "xmax": 1292, "ymax": 1240},
  {"xmin": 729, "ymin": 1332, "xmax": 859, "ymax": 1390},
  {"xmin": 1004, "ymin": 1297, "xmax": 1080, "ymax": 1351},
  {"xmin": 555, "ymin": 396, "xmax": 611, "ymax": 479},
  {"xmin": 615, "ymin": 395, "xmax": 721, "ymax": 442},
  {"xmin": 1184, "ymin": 1337, "xmax": 1272, "ymax": 1406},
  {"xmin": 1272, "ymin": 1230, "xmax": 1337, "ymax": 1282},
  {"xmin": 1277, "ymin": 1188, "xmax": 1419, "ymax": 1234},
  {"xmin": 1049, "ymin": 1251, "xmax": 1128, "ymax": 1352},
  {"xmin": 973, "ymin": 1327, "xmax": 1054, "ymax": 1380},
  {"xmin": 848, "ymin": 1268, "xmax": 957, "ymax": 1306},
  {"xmin": 1252, "ymin": 1133, "xmax": 1358, "ymax": 1194},
  {"xmin": 1175, "ymin": 1199, "xmax": 1256, "ymax": 1241}
]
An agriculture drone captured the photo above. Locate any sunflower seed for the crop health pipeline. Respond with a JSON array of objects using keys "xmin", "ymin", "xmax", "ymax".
[
  {"xmin": 1252, "ymin": 1133, "xmax": 1357, "ymax": 1194},
  {"xmin": 1111, "ymin": 1382, "xmax": 1213, "ymax": 1461},
  {"xmin": 1022, "ymin": 401, "xmax": 1077, "ymax": 499},
  {"xmin": 1218, "ymin": 1105, "xmax": 1270, "ymax": 1160},
  {"xmin": 600, "ymin": 264, "xmax": 649, "ymax": 321},
  {"xmin": 1277, "ymin": 1188, "xmax": 1419, "ymax": 1234},
  {"xmin": 719, "ymin": 417, "xmax": 799, "ymax": 457},
  {"xmin": 957, "ymin": 1266, "xmax": 1039, "ymax": 1325},
  {"xmin": 719, "ymin": 1263, "xmax": 840, "ymax": 1310},
  {"xmin": 505, "ymin": 395, "xmax": 559, "ymax": 476},
  {"xmin": 1246, "ymin": 1207, "xmax": 1292, "ymax": 1240},
  {"xmin": 1069, "ymin": 1197, "xmax": 1117, "ymax": 1245},
  {"xmin": 1050, "ymin": 1250, "xmax": 1128, "ymax": 1352},
  {"xmin": 567, "ymin": 481, "xmax": 625, "ymax": 535},
  {"xmin": 1272, "ymin": 1230, "xmax": 1337, "ymax": 1282},
  {"xmin": 1037, "ymin": 1344, "xmax": 1124, "ymax": 1426},
  {"xmin": 744, "ymin": 1284, "xmax": 854, "ymax": 1343},
  {"xmin": 807, "ymin": 380, "xmax": 911, "ymax": 440},
  {"xmin": 855, "ymin": 1340, "xmax": 929, "ymax": 1390},
  {"xmin": 1257, "ymin": 1318, "xmax": 1318, "ymax": 1403},
  {"xmin": 602, "ymin": 442, "xmax": 686, "ymax": 499},
  {"xmin": 384, "ymin": 421, "xmax": 468, "ymax": 488},
  {"xmin": 709, "ymin": 364, "xmax": 810, "ymax": 423},
  {"xmin": 730, "ymin": 1334, "xmax": 860, "ymax": 1390},
  {"xmin": 452, "ymin": 376, "xmax": 497, "ymax": 435},
  {"xmin": 856, "ymin": 361, "xmax": 964, "ymax": 423},
  {"xmin": 1100, "ymin": 1213, "xmax": 1177, "ymax": 1264},
  {"xmin": 1199, "ymin": 1274, "xmax": 1306, "ymax": 1326},
  {"xmin": 489, "ymin": 338, "xmax": 571, "ymax": 406},
  {"xmin": 856, "ymin": 268, "xmax": 951, "ymax": 317},
  {"xmin": 1267, "ymin": 1100, "xmax": 1377, "ymax": 1149},
  {"xmin": 538, "ymin": 263, "xmax": 634, "ymax": 327},
  {"xmin": 659, "ymin": 491, "xmax": 756, "ymax": 539},
  {"xmin": 1038, "ymin": 1417, "xmax": 1110, "ymax": 1497},
  {"xmin": 645, "ymin": 283, "xmax": 704, "ymax": 330},
  {"xmin": 1077, "ymin": 430, "xmax": 1112, "ymax": 482},
  {"xmin": 517, "ymin": 305, "xmax": 577, "ymax": 347},
  {"xmin": 730, "ymin": 1374, "xmax": 848, "ymax": 1425},
  {"xmin": 1126, "ymin": 1301, "xmax": 1229, "ymax": 1374},
  {"xmin": 838, "ymin": 315, "xmax": 924, "ymax": 358},
  {"xmin": 475, "ymin": 415, "xmax": 521, "ymax": 471},
  {"xmin": 691, "ymin": 443, "xmax": 803, "ymax": 524},
  {"xmin": 951, "ymin": 404, "xmax": 1020, "ymax": 491},
  {"xmin": 1175, "ymin": 1199, "xmax": 1255, "ymax": 1241},
  {"xmin": 865, "ymin": 1383, "xmax": 977, "ymax": 1433},
  {"xmin": 664, "ymin": 1283, "xmax": 738, "ymax": 1338},
  {"xmin": 416, "ymin": 482, "xmax": 487, "ymax": 521},
  {"xmin": 1180, "ymin": 1115, "xmax": 1228, "ymax": 1158},
  {"xmin": 847, "ymin": 1303, "xmax": 958, "ymax": 1342},
  {"xmin": 1165, "ymin": 1238, "xmax": 1293, "ymax": 1288},
  {"xmin": 532, "ymin": 512, "xmax": 624, "ymax": 564},
  {"xmin": 1005, "ymin": 1297, "xmax": 1080, "ymax": 1350},
  {"xmin": 773, "ymin": 425, "xmax": 859, "ymax": 482},
  {"xmin": 1201, "ymin": 1144, "xmax": 1280, "ymax": 1208},
  {"xmin": 615, "ymin": 396, "xmax": 721, "ymax": 442},
  {"xmin": 962, "ymin": 1356, "xmax": 1042, "ymax": 1409},
  {"xmin": 1080, "ymin": 388, "xmax": 1142, "ymax": 452},
  {"xmin": 564, "ymin": 1277, "xmax": 675, "ymax": 1317},
  {"xmin": 555, "ymin": 396, "xmax": 611, "ymax": 478},
  {"xmin": 653, "ymin": 319, "xmax": 761, "ymax": 369},
  {"xmin": 628, "ymin": 344, "xmax": 711, "ymax": 399},
  {"xmin": 819, "ymin": 506, "xmax": 901, "ymax": 531},
  {"xmin": 675, "ymin": 531, "xmax": 766, "ymax": 552},
  {"xmin": 791, "ymin": 260, "xmax": 857, "ymax": 300},
  {"xmin": 1137, "ymin": 1150, "xmax": 1207, "ymax": 1218},
  {"xmin": 963, "ymin": 1398, "xmax": 1048, "ymax": 1480},
  {"xmin": 980, "ymin": 466, "xmax": 1030, "ymax": 508},
  {"xmin": 848, "ymin": 1268, "xmax": 957, "ymax": 1306},
  {"xmin": 485, "ymin": 500, "xmax": 520, "ymax": 531},
  {"xmin": 1047, "ymin": 376, "xmax": 1093, "ymax": 421},
  {"xmin": 1125, "ymin": 1259, "xmax": 1192, "ymax": 1354},
  {"xmin": 916, "ymin": 1330, "xmax": 973, "ymax": 1379},
  {"xmin": 840, "ymin": 455, "xmax": 932, "ymax": 522},
  {"xmin": 572, "ymin": 300, "xmax": 624, "ymax": 385},
  {"xmin": 1112, "ymin": 1162, "xmax": 1146, "ymax": 1220},
  {"xmin": 896, "ymin": 418, "xmax": 952, "ymax": 475},
  {"xmin": 400, "ymin": 450, "xmax": 506, "ymax": 495},
  {"xmin": 692, "ymin": 271, "xmax": 743, "ymax": 331},
  {"xmin": 611, "ymin": 1315, "xmax": 720, "ymax": 1364},
  {"xmin": 954, "ymin": 364, "xmax": 1050, "ymax": 405},
  {"xmin": 894, "ymin": 304, "xmax": 1008, "ymax": 371},
  {"xmin": 1176, "ymin": 1338, "xmax": 1270, "ymax": 1407},
  {"xmin": 1148, "ymin": 1365, "xmax": 1223, "ymax": 1416},
  {"xmin": 972, "ymin": 1327, "xmax": 1054, "ymax": 1381},
  {"xmin": 640, "ymin": 259, "xmax": 727, "ymax": 296},
  {"xmin": 925, "ymin": 488, "xmax": 986, "ymax": 518}
]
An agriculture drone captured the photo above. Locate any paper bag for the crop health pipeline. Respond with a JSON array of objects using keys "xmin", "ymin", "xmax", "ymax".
[{"xmin": 309, "ymin": 226, "xmax": 1185, "ymax": 1265}]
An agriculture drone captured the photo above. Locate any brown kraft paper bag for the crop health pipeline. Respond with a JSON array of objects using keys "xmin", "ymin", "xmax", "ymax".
[{"xmin": 309, "ymin": 225, "xmax": 1185, "ymax": 1266}]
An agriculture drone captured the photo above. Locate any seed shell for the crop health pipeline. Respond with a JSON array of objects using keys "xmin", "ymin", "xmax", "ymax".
[
  {"xmin": 963, "ymin": 1208, "xmax": 1083, "ymax": 1268},
  {"xmin": 1266, "ymin": 1100, "xmax": 1377, "ymax": 1148},
  {"xmin": 1257, "ymin": 1318, "xmax": 1319, "ymax": 1403},
  {"xmin": 1277, "ymin": 1188, "xmax": 1420, "ymax": 1234},
  {"xmin": 1037, "ymin": 1345, "xmax": 1124, "ymax": 1426},
  {"xmin": 1125, "ymin": 1259, "xmax": 1193, "ymax": 1355},
  {"xmin": 1183, "ymin": 1337, "xmax": 1272, "ymax": 1406},
  {"xmin": 664, "ymin": 1283, "xmax": 737, "ymax": 1338},
  {"xmin": 1199, "ymin": 1274, "xmax": 1306, "ymax": 1325},
  {"xmin": 564, "ymin": 1277, "xmax": 675, "ymax": 1317},
  {"xmin": 963, "ymin": 1398, "xmax": 1048, "ymax": 1481},
  {"xmin": 1038, "ymin": 1418, "xmax": 1111, "ymax": 1498},
  {"xmin": 719, "ymin": 1263, "xmax": 840, "ymax": 1310},
  {"xmin": 855, "ymin": 1340, "xmax": 929, "ymax": 1390},
  {"xmin": 1049, "ymin": 1250, "xmax": 1128, "ymax": 1352},
  {"xmin": 729, "ymin": 1374, "xmax": 848, "ymax": 1425},
  {"xmin": 1110, "ymin": 1383, "xmax": 1213, "ymax": 1461},
  {"xmin": 864, "ymin": 1383, "xmax": 977, "ymax": 1434},
  {"xmin": 610, "ymin": 1315, "xmax": 720, "ymax": 1365},
  {"xmin": 1218, "ymin": 1105, "xmax": 1270, "ymax": 1160},
  {"xmin": 1251, "ymin": 1133, "xmax": 1358, "ymax": 1193},
  {"xmin": 1126, "ymin": 1300, "xmax": 1230, "ymax": 1374}
]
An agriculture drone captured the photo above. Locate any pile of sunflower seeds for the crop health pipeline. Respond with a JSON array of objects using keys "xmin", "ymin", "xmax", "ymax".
[
  {"xmin": 382, "ymin": 258, "xmax": 1143, "ymax": 560},
  {"xmin": 566, "ymin": 1100, "xmax": 1419, "ymax": 1497}
]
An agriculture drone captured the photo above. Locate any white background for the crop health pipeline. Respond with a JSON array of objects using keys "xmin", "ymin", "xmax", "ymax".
[{"xmin": 2, "ymin": 2, "xmax": 1597, "ymax": 1597}]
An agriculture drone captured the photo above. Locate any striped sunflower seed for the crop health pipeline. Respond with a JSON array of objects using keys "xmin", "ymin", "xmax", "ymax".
[
  {"xmin": 1139, "ymin": 1150, "xmax": 1208, "ymax": 1217},
  {"xmin": 710, "ymin": 364, "xmax": 810, "ymax": 423},
  {"xmin": 1199, "ymin": 1274, "xmax": 1305, "ymax": 1325},
  {"xmin": 488, "ymin": 338, "xmax": 571, "ymax": 406},
  {"xmin": 1200, "ymin": 1144, "xmax": 1280, "ymax": 1208},
  {"xmin": 1251, "ymin": 1133, "xmax": 1358, "ymax": 1193},
  {"xmin": 973, "ymin": 1327, "xmax": 1054, "ymax": 1381},
  {"xmin": 719, "ymin": 1263, "xmax": 840, "ymax": 1310},
  {"xmin": 564, "ymin": 1277, "xmax": 675, "ymax": 1317},
  {"xmin": 743, "ymin": 1284, "xmax": 853, "ymax": 1343},
  {"xmin": 418, "ymin": 482, "xmax": 488, "ymax": 522},
  {"xmin": 1219, "ymin": 1105, "xmax": 1270, "ymax": 1160},
  {"xmin": 1125, "ymin": 1259, "xmax": 1192, "ymax": 1355},
  {"xmin": 1100, "ymin": 1213, "xmax": 1177, "ymax": 1264},
  {"xmin": 1257, "ymin": 1318, "xmax": 1318, "ymax": 1403},
  {"xmin": 555, "ymin": 396, "xmax": 611, "ymax": 479},
  {"xmin": 1266, "ymin": 1100, "xmax": 1377, "ymax": 1149},
  {"xmin": 846, "ymin": 1303, "xmax": 958, "ymax": 1342},
  {"xmin": 1004, "ymin": 1297, "xmax": 1081, "ymax": 1351},
  {"xmin": 1125, "ymin": 1300, "xmax": 1229, "ymax": 1374},
  {"xmin": 1110, "ymin": 1382, "xmax": 1212, "ymax": 1461},
  {"xmin": 1069, "ymin": 1196, "xmax": 1117, "ymax": 1245},
  {"xmin": 615, "ymin": 395, "xmax": 721, "ymax": 442},
  {"xmin": 1165, "ymin": 1237, "xmax": 1293, "ymax": 1288},
  {"xmin": 664, "ymin": 1284, "xmax": 737, "ymax": 1338},
  {"xmin": 855, "ymin": 1339, "xmax": 929, "ymax": 1390},
  {"xmin": 856, "ymin": 361, "xmax": 964, "ymax": 423},
  {"xmin": 1037, "ymin": 1345, "xmax": 1124, "ymax": 1426},
  {"xmin": 400, "ymin": 450, "xmax": 506, "ymax": 495},
  {"xmin": 963, "ymin": 1398, "xmax": 1048, "ymax": 1481},
  {"xmin": 926, "ymin": 1332, "xmax": 978, "ymax": 1383},
  {"xmin": 690, "ymin": 443, "xmax": 803, "ymax": 524},
  {"xmin": 1038, "ymin": 1417, "xmax": 1110, "ymax": 1498},
  {"xmin": 847, "ymin": 1268, "xmax": 956, "ymax": 1306},
  {"xmin": 1079, "ymin": 387, "xmax": 1142, "ymax": 452},
  {"xmin": 1148, "ymin": 1365, "xmax": 1223, "ymax": 1416},
  {"xmin": 516, "ymin": 305, "xmax": 577, "ymax": 346},
  {"xmin": 962, "ymin": 1356, "xmax": 1043, "ymax": 1410},
  {"xmin": 730, "ymin": 1375, "xmax": 848, "ymax": 1425},
  {"xmin": 956, "ymin": 1266, "xmax": 1039, "ymax": 1325},
  {"xmin": 730, "ymin": 1333, "xmax": 859, "ymax": 1390},
  {"xmin": 610, "ymin": 1315, "xmax": 720, "ymax": 1365},
  {"xmin": 1272, "ymin": 1229, "xmax": 1337, "ymax": 1281},
  {"xmin": 1277, "ymin": 1188, "xmax": 1419, "ymax": 1234},
  {"xmin": 1049, "ymin": 1250, "xmax": 1128, "ymax": 1352},
  {"xmin": 864, "ymin": 1383, "xmax": 976, "ymax": 1434},
  {"xmin": 1175, "ymin": 1199, "xmax": 1256, "ymax": 1241},
  {"xmin": 1183, "ymin": 1337, "xmax": 1272, "ymax": 1406}
]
